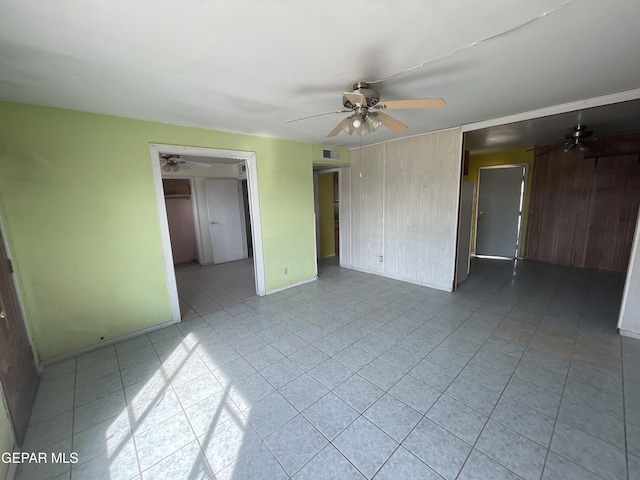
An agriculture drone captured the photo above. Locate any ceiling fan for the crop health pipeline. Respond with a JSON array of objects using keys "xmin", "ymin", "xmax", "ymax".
[
  {"xmin": 564, "ymin": 124, "xmax": 597, "ymax": 152},
  {"xmin": 287, "ymin": 82, "xmax": 445, "ymax": 137},
  {"xmin": 160, "ymin": 154, "xmax": 213, "ymax": 172}
]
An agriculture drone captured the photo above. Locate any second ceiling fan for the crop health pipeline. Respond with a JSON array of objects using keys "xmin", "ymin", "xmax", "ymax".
[{"xmin": 288, "ymin": 82, "xmax": 445, "ymax": 137}]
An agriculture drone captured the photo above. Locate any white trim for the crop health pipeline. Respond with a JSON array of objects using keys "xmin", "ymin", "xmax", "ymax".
[
  {"xmin": 266, "ymin": 276, "xmax": 317, "ymax": 295},
  {"xmin": 341, "ymin": 264, "xmax": 453, "ymax": 292},
  {"xmin": 150, "ymin": 144, "xmax": 266, "ymax": 302},
  {"xmin": 619, "ymin": 329, "xmax": 640, "ymax": 340},
  {"xmin": 451, "ymin": 129, "xmax": 464, "ymax": 289},
  {"xmin": 0, "ymin": 214, "xmax": 41, "ymax": 373},
  {"xmin": 321, "ymin": 254, "xmax": 336, "ymax": 259},
  {"xmin": 40, "ymin": 318, "xmax": 181, "ymax": 368},
  {"xmin": 312, "ymin": 167, "xmax": 342, "ymax": 173},
  {"xmin": 618, "ymin": 205, "xmax": 640, "ymax": 332},
  {"xmin": 244, "ymin": 152, "xmax": 266, "ymax": 296},
  {"xmin": 149, "ymin": 146, "xmax": 181, "ymax": 323},
  {"xmin": 461, "ymin": 88, "xmax": 640, "ymax": 133},
  {"xmin": 349, "ymin": 126, "xmax": 462, "ymax": 150}
]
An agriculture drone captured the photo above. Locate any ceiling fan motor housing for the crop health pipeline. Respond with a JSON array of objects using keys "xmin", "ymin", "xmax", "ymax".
[{"xmin": 343, "ymin": 82, "xmax": 380, "ymax": 109}]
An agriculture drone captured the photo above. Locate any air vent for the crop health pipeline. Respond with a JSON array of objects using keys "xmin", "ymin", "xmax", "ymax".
[{"xmin": 322, "ymin": 149, "xmax": 340, "ymax": 160}]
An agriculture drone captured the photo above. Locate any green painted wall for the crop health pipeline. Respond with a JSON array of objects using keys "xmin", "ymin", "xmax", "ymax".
[
  {"xmin": 0, "ymin": 101, "xmax": 348, "ymax": 361},
  {"xmin": 463, "ymin": 148, "xmax": 534, "ymax": 256},
  {"xmin": 318, "ymin": 173, "xmax": 335, "ymax": 257}
]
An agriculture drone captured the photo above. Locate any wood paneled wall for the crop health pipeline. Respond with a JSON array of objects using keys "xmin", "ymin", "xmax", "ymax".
[
  {"xmin": 526, "ymin": 133, "xmax": 640, "ymax": 272},
  {"xmin": 340, "ymin": 128, "xmax": 463, "ymax": 291}
]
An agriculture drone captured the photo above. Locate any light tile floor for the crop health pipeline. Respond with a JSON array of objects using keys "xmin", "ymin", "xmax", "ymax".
[
  {"xmin": 175, "ymin": 259, "xmax": 257, "ymax": 317},
  {"xmin": 16, "ymin": 258, "xmax": 640, "ymax": 479}
]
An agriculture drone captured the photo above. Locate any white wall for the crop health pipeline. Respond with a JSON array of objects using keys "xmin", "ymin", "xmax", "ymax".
[
  {"xmin": 340, "ymin": 128, "xmax": 463, "ymax": 291},
  {"xmin": 163, "ymin": 163, "xmax": 239, "ymax": 265},
  {"xmin": 618, "ymin": 206, "xmax": 640, "ymax": 338}
]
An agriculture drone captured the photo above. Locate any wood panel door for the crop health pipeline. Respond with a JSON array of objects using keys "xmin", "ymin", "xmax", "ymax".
[{"xmin": 0, "ymin": 226, "xmax": 39, "ymax": 446}]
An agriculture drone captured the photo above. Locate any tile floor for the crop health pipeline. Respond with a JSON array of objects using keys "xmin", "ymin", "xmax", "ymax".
[
  {"xmin": 175, "ymin": 259, "xmax": 257, "ymax": 317},
  {"xmin": 16, "ymin": 258, "xmax": 640, "ymax": 479}
]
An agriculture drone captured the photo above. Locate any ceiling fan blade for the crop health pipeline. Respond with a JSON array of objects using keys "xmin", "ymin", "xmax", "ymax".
[
  {"xmin": 375, "ymin": 112, "xmax": 408, "ymax": 132},
  {"xmin": 179, "ymin": 163, "xmax": 190, "ymax": 170},
  {"xmin": 343, "ymin": 92, "xmax": 367, "ymax": 106},
  {"xmin": 327, "ymin": 117, "xmax": 352, "ymax": 137},
  {"xmin": 286, "ymin": 110, "xmax": 350, "ymax": 123},
  {"xmin": 374, "ymin": 98, "xmax": 446, "ymax": 110}
]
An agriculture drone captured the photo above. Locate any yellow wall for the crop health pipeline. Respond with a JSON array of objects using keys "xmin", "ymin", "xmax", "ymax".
[
  {"xmin": 463, "ymin": 148, "xmax": 534, "ymax": 256},
  {"xmin": 318, "ymin": 173, "xmax": 335, "ymax": 257}
]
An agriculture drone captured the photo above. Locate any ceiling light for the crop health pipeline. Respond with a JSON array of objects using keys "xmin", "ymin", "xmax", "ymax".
[{"xmin": 351, "ymin": 114, "xmax": 364, "ymax": 130}]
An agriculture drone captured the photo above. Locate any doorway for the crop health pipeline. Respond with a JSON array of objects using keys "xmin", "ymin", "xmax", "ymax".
[
  {"xmin": 475, "ymin": 164, "xmax": 527, "ymax": 259},
  {"xmin": 162, "ymin": 178, "xmax": 200, "ymax": 265},
  {"xmin": 0, "ymin": 222, "xmax": 39, "ymax": 446},
  {"xmin": 149, "ymin": 144, "xmax": 265, "ymax": 322},
  {"xmin": 314, "ymin": 168, "xmax": 341, "ymax": 273}
]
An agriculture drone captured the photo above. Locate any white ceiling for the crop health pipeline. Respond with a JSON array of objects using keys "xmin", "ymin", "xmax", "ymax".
[{"xmin": 1, "ymin": 0, "xmax": 639, "ymax": 150}]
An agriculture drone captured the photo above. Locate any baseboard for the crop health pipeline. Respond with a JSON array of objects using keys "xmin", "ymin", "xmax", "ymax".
[
  {"xmin": 266, "ymin": 276, "xmax": 317, "ymax": 295},
  {"xmin": 320, "ymin": 254, "xmax": 336, "ymax": 259},
  {"xmin": 39, "ymin": 318, "xmax": 181, "ymax": 368},
  {"xmin": 339, "ymin": 263, "xmax": 453, "ymax": 292}
]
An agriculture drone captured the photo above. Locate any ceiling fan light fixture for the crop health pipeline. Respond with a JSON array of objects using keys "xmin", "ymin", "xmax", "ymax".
[
  {"xmin": 351, "ymin": 114, "xmax": 364, "ymax": 130},
  {"xmin": 366, "ymin": 115, "xmax": 382, "ymax": 130},
  {"xmin": 341, "ymin": 118, "xmax": 355, "ymax": 135}
]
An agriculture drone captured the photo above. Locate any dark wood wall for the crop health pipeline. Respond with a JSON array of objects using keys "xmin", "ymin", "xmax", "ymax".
[{"xmin": 526, "ymin": 133, "xmax": 640, "ymax": 272}]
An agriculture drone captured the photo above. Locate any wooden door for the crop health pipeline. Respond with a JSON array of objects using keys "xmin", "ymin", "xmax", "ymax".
[{"xmin": 0, "ymin": 225, "xmax": 39, "ymax": 445}]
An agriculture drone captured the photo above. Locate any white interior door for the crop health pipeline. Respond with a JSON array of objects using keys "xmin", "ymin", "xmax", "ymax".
[
  {"xmin": 476, "ymin": 166, "xmax": 525, "ymax": 258},
  {"xmin": 457, "ymin": 182, "xmax": 475, "ymax": 285},
  {"xmin": 205, "ymin": 179, "xmax": 245, "ymax": 264}
]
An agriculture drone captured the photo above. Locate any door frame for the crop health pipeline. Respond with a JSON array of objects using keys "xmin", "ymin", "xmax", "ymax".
[
  {"xmin": 475, "ymin": 163, "xmax": 528, "ymax": 259},
  {"xmin": 313, "ymin": 167, "xmax": 341, "ymax": 270},
  {"xmin": 149, "ymin": 144, "xmax": 266, "ymax": 323},
  {"xmin": 160, "ymin": 175, "xmax": 204, "ymax": 265}
]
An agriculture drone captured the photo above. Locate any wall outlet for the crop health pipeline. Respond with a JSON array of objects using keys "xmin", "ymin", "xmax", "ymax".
[
  {"xmin": 284, "ymin": 267, "xmax": 288, "ymax": 275},
  {"xmin": 379, "ymin": 255, "xmax": 383, "ymax": 262}
]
